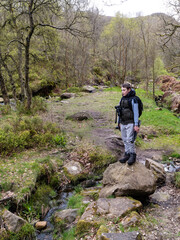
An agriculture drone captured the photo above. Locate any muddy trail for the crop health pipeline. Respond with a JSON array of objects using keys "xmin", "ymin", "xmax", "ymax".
[{"xmin": 43, "ymin": 91, "xmax": 180, "ymax": 240}]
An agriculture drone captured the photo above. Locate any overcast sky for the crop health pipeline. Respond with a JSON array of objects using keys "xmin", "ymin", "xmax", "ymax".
[{"xmin": 89, "ymin": 0, "xmax": 170, "ymax": 17}]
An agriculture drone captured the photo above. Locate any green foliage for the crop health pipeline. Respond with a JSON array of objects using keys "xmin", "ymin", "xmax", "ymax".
[
  {"xmin": 89, "ymin": 148, "xmax": 116, "ymax": 174},
  {"xmin": 22, "ymin": 184, "xmax": 56, "ymax": 221},
  {"xmin": 67, "ymin": 193, "xmax": 88, "ymax": 216},
  {"xmin": 16, "ymin": 97, "xmax": 47, "ymax": 115},
  {"xmin": 175, "ymin": 172, "xmax": 180, "ymax": 188},
  {"xmin": 60, "ymin": 227, "xmax": 76, "ymax": 240},
  {"xmin": 154, "ymin": 57, "xmax": 168, "ymax": 77},
  {"xmin": 52, "ymin": 134, "xmax": 66, "ymax": 147},
  {"xmin": 67, "ymin": 194, "xmax": 83, "ymax": 209},
  {"xmin": 0, "ymin": 105, "xmax": 11, "ymax": 115},
  {"xmin": 103, "ymin": 86, "xmax": 122, "ymax": 92},
  {"xmin": 65, "ymin": 87, "xmax": 82, "ymax": 93},
  {"xmin": 9, "ymin": 223, "xmax": 35, "ymax": 240},
  {"xmin": 0, "ymin": 116, "xmax": 64, "ymax": 156}
]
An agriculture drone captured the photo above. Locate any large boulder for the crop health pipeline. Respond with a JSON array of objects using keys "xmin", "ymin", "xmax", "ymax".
[{"xmin": 100, "ymin": 162, "xmax": 156, "ymax": 198}]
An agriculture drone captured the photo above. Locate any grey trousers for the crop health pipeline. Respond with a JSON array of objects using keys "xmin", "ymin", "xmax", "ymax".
[{"xmin": 120, "ymin": 123, "xmax": 136, "ymax": 154}]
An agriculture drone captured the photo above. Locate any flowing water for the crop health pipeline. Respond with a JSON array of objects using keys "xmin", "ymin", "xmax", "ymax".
[{"xmin": 36, "ymin": 191, "xmax": 73, "ymax": 240}]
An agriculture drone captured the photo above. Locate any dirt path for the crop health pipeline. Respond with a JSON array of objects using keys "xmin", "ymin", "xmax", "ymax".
[{"xmin": 45, "ymin": 94, "xmax": 180, "ymax": 240}]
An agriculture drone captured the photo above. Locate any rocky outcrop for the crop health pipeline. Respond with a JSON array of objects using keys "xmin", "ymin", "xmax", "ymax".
[
  {"xmin": 2, "ymin": 210, "xmax": 27, "ymax": 233},
  {"xmin": 156, "ymin": 75, "xmax": 180, "ymax": 113},
  {"xmin": 156, "ymin": 75, "xmax": 180, "ymax": 92},
  {"xmin": 100, "ymin": 162, "xmax": 156, "ymax": 198},
  {"xmin": 76, "ymin": 197, "xmax": 142, "ymax": 234}
]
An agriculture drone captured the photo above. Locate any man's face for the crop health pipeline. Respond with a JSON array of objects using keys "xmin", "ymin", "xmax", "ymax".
[{"xmin": 121, "ymin": 87, "xmax": 131, "ymax": 96}]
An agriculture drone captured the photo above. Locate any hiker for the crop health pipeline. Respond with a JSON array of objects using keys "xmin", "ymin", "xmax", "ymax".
[{"xmin": 117, "ymin": 83, "xmax": 142, "ymax": 165}]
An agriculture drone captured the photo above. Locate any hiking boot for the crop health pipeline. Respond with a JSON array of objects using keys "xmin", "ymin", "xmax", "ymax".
[
  {"xmin": 119, "ymin": 152, "xmax": 130, "ymax": 163},
  {"xmin": 128, "ymin": 153, "xmax": 136, "ymax": 165}
]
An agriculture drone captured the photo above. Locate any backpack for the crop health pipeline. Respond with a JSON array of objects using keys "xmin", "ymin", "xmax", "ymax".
[{"xmin": 130, "ymin": 95, "xmax": 143, "ymax": 117}]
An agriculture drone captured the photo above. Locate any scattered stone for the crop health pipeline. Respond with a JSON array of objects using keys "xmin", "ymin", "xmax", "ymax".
[
  {"xmin": 82, "ymin": 85, "xmax": 96, "ymax": 93},
  {"xmin": 67, "ymin": 112, "xmax": 92, "ymax": 121},
  {"xmin": 35, "ymin": 221, "xmax": 47, "ymax": 230},
  {"xmin": 64, "ymin": 160, "xmax": 83, "ymax": 175},
  {"xmin": 100, "ymin": 162, "xmax": 156, "ymax": 198},
  {"xmin": 0, "ymin": 97, "xmax": 4, "ymax": 103},
  {"xmin": 2, "ymin": 210, "xmax": 27, "ymax": 233},
  {"xmin": 60, "ymin": 92, "xmax": 75, "ymax": 99},
  {"xmin": 54, "ymin": 209, "xmax": 78, "ymax": 224},
  {"xmin": 100, "ymin": 231, "xmax": 142, "ymax": 240},
  {"xmin": 145, "ymin": 158, "xmax": 166, "ymax": 186}
]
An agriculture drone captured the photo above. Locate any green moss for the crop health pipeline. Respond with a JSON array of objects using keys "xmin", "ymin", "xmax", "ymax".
[
  {"xmin": 76, "ymin": 220, "xmax": 100, "ymax": 235},
  {"xmin": 96, "ymin": 225, "xmax": 109, "ymax": 237},
  {"xmin": 175, "ymin": 172, "xmax": 180, "ymax": 188},
  {"xmin": 9, "ymin": 223, "xmax": 35, "ymax": 240},
  {"xmin": 63, "ymin": 167, "xmax": 87, "ymax": 184}
]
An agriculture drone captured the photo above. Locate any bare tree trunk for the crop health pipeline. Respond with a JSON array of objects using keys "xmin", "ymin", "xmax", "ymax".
[
  {"xmin": 0, "ymin": 64, "xmax": 10, "ymax": 105},
  {"xmin": 18, "ymin": 40, "xmax": 25, "ymax": 100},
  {"xmin": 0, "ymin": 49, "xmax": 17, "ymax": 101},
  {"xmin": 24, "ymin": 0, "xmax": 34, "ymax": 110}
]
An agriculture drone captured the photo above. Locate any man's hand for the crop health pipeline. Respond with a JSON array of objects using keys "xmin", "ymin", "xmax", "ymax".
[{"xmin": 134, "ymin": 126, "xmax": 139, "ymax": 132}]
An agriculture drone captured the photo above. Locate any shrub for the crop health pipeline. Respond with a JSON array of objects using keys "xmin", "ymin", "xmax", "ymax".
[
  {"xmin": 16, "ymin": 96, "xmax": 47, "ymax": 115},
  {"xmin": 0, "ymin": 116, "xmax": 65, "ymax": 156},
  {"xmin": 0, "ymin": 105, "xmax": 11, "ymax": 115}
]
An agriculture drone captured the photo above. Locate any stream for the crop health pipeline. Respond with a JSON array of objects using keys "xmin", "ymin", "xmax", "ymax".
[{"xmin": 36, "ymin": 191, "xmax": 73, "ymax": 240}]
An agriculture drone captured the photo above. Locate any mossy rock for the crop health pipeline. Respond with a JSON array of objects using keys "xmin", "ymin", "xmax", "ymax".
[
  {"xmin": 121, "ymin": 211, "xmax": 141, "ymax": 228},
  {"xmin": 66, "ymin": 112, "xmax": 92, "ymax": 121},
  {"xmin": 81, "ymin": 189, "xmax": 100, "ymax": 201},
  {"xmin": 76, "ymin": 219, "xmax": 100, "ymax": 235},
  {"xmin": 96, "ymin": 225, "xmax": 109, "ymax": 238}
]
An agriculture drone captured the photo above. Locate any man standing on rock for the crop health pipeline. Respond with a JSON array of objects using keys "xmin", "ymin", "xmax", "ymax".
[{"xmin": 117, "ymin": 83, "xmax": 141, "ymax": 165}]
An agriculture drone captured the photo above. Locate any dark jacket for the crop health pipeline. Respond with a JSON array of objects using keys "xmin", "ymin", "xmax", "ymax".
[{"xmin": 119, "ymin": 89, "xmax": 139, "ymax": 125}]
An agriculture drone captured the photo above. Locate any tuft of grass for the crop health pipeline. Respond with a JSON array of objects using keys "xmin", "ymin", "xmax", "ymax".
[
  {"xmin": 67, "ymin": 194, "xmax": 83, "ymax": 209},
  {"xmin": 175, "ymin": 172, "xmax": 180, "ymax": 188},
  {"xmin": 60, "ymin": 227, "xmax": 76, "ymax": 240}
]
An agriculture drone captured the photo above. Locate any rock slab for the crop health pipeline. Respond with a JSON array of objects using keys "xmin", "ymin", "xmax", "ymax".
[
  {"xmin": 2, "ymin": 210, "xmax": 27, "ymax": 233},
  {"xmin": 100, "ymin": 231, "xmax": 142, "ymax": 240},
  {"xmin": 80, "ymin": 197, "xmax": 142, "ymax": 221}
]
